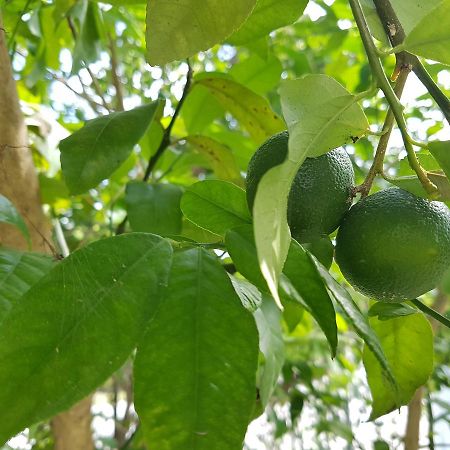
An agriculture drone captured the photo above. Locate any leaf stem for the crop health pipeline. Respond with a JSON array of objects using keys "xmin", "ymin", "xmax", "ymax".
[
  {"xmin": 349, "ymin": 0, "xmax": 439, "ymax": 198},
  {"xmin": 411, "ymin": 299, "xmax": 450, "ymax": 329}
]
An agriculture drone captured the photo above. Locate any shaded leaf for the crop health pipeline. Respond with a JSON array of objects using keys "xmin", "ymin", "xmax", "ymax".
[
  {"xmin": 181, "ymin": 180, "xmax": 251, "ymax": 236},
  {"xmin": 0, "ymin": 194, "xmax": 30, "ymax": 246},
  {"xmin": 126, "ymin": 182, "xmax": 183, "ymax": 236},
  {"xmin": 387, "ymin": 172, "xmax": 450, "ymax": 201},
  {"xmin": 146, "ymin": 0, "xmax": 257, "ymax": 65},
  {"xmin": 229, "ymin": 274, "xmax": 262, "ymax": 312},
  {"xmin": 363, "ymin": 313, "xmax": 433, "ymax": 419},
  {"xmin": 368, "ymin": 302, "xmax": 417, "ymax": 321},
  {"xmin": 0, "ymin": 248, "xmax": 54, "ymax": 323},
  {"xmin": 429, "ymin": 141, "xmax": 450, "ymax": 180},
  {"xmin": 197, "ymin": 77, "xmax": 285, "ymax": 144},
  {"xmin": 0, "ymin": 233, "xmax": 172, "ymax": 443},
  {"xmin": 134, "ymin": 248, "xmax": 258, "ymax": 449},
  {"xmin": 60, "ymin": 101, "xmax": 162, "ymax": 194},
  {"xmin": 253, "ymin": 75, "xmax": 367, "ymax": 304}
]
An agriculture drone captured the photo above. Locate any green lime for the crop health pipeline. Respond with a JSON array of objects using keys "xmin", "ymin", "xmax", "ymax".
[
  {"xmin": 246, "ymin": 131, "xmax": 354, "ymax": 242},
  {"xmin": 335, "ymin": 187, "xmax": 450, "ymax": 302}
]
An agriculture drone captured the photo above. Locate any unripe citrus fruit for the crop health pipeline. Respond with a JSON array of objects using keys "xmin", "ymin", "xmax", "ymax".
[
  {"xmin": 335, "ymin": 187, "xmax": 450, "ymax": 302},
  {"xmin": 245, "ymin": 131, "xmax": 354, "ymax": 242}
]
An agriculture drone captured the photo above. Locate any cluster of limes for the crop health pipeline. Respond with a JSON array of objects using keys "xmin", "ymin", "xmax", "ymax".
[{"xmin": 246, "ymin": 131, "xmax": 450, "ymax": 303}]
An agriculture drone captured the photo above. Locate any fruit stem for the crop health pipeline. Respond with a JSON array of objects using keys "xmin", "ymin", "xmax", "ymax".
[
  {"xmin": 411, "ymin": 299, "xmax": 450, "ymax": 330},
  {"xmin": 349, "ymin": 0, "xmax": 439, "ymax": 198}
]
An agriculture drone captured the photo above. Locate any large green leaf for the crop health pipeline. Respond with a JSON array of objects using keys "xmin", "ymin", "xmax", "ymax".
[
  {"xmin": 228, "ymin": 0, "xmax": 308, "ymax": 45},
  {"xmin": 185, "ymin": 135, "xmax": 242, "ymax": 185},
  {"xmin": 254, "ymin": 294, "xmax": 284, "ymax": 406},
  {"xmin": 125, "ymin": 182, "xmax": 183, "ymax": 236},
  {"xmin": 0, "ymin": 195, "xmax": 30, "ymax": 247},
  {"xmin": 402, "ymin": 2, "xmax": 450, "ymax": 65},
  {"xmin": 0, "ymin": 233, "xmax": 172, "ymax": 444},
  {"xmin": 253, "ymin": 74, "xmax": 368, "ymax": 305},
  {"xmin": 0, "ymin": 248, "xmax": 54, "ymax": 323},
  {"xmin": 60, "ymin": 101, "xmax": 162, "ymax": 194},
  {"xmin": 314, "ymin": 261, "xmax": 397, "ymax": 389},
  {"xmin": 283, "ymin": 241, "xmax": 338, "ymax": 357},
  {"xmin": 363, "ymin": 313, "xmax": 434, "ymax": 419},
  {"xmin": 181, "ymin": 180, "xmax": 251, "ymax": 236},
  {"xmin": 197, "ymin": 77, "xmax": 285, "ymax": 144},
  {"xmin": 134, "ymin": 248, "xmax": 258, "ymax": 449},
  {"xmin": 146, "ymin": 0, "xmax": 257, "ymax": 65}
]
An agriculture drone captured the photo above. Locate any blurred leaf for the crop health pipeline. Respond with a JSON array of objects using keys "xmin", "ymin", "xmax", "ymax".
[
  {"xmin": 228, "ymin": 0, "xmax": 308, "ymax": 45},
  {"xmin": 363, "ymin": 313, "xmax": 433, "ymax": 419},
  {"xmin": 60, "ymin": 101, "xmax": 162, "ymax": 194},
  {"xmin": 428, "ymin": 141, "xmax": 450, "ymax": 179},
  {"xmin": 254, "ymin": 295, "xmax": 285, "ymax": 406},
  {"xmin": 253, "ymin": 75, "xmax": 367, "ymax": 305},
  {"xmin": 145, "ymin": 0, "xmax": 257, "ymax": 65},
  {"xmin": 289, "ymin": 391, "xmax": 305, "ymax": 423},
  {"xmin": 402, "ymin": 2, "xmax": 450, "ymax": 65},
  {"xmin": 197, "ymin": 77, "xmax": 285, "ymax": 144},
  {"xmin": 0, "ymin": 234, "xmax": 172, "ymax": 444},
  {"xmin": 125, "ymin": 182, "xmax": 183, "ymax": 236},
  {"xmin": 0, "ymin": 248, "xmax": 54, "ymax": 323},
  {"xmin": 38, "ymin": 174, "xmax": 70, "ymax": 204},
  {"xmin": 373, "ymin": 440, "xmax": 390, "ymax": 450},
  {"xmin": 185, "ymin": 135, "xmax": 242, "ymax": 185},
  {"xmin": 181, "ymin": 180, "xmax": 251, "ymax": 236},
  {"xmin": 368, "ymin": 302, "xmax": 417, "ymax": 321},
  {"xmin": 0, "ymin": 194, "xmax": 30, "ymax": 247},
  {"xmin": 134, "ymin": 248, "xmax": 258, "ymax": 449},
  {"xmin": 283, "ymin": 241, "xmax": 338, "ymax": 357},
  {"xmin": 387, "ymin": 172, "xmax": 450, "ymax": 201}
]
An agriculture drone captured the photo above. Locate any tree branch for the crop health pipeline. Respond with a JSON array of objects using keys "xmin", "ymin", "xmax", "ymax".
[
  {"xmin": 108, "ymin": 32, "xmax": 125, "ymax": 111},
  {"xmin": 372, "ymin": 0, "xmax": 450, "ymax": 123},
  {"xmin": 349, "ymin": 0, "xmax": 438, "ymax": 198}
]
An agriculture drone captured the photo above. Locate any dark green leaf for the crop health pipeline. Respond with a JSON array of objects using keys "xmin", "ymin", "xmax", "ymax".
[
  {"xmin": 0, "ymin": 194, "xmax": 30, "ymax": 246},
  {"xmin": 363, "ymin": 313, "xmax": 434, "ymax": 419},
  {"xmin": 60, "ymin": 101, "xmax": 162, "ymax": 194},
  {"xmin": 368, "ymin": 302, "xmax": 418, "ymax": 321},
  {"xmin": 126, "ymin": 182, "xmax": 183, "ymax": 236},
  {"xmin": 283, "ymin": 241, "xmax": 338, "ymax": 357},
  {"xmin": 0, "ymin": 233, "xmax": 172, "ymax": 444},
  {"xmin": 134, "ymin": 248, "xmax": 258, "ymax": 449},
  {"xmin": 181, "ymin": 180, "xmax": 251, "ymax": 236},
  {"xmin": 0, "ymin": 248, "xmax": 54, "ymax": 323}
]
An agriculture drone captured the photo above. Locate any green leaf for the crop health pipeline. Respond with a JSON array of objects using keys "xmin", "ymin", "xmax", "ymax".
[
  {"xmin": 145, "ymin": 0, "xmax": 257, "ymax": 65},
  {"xmin": 283, "ymin": 241, "xmax": 338, "ymax": 357},
  {"xmin": 254, "ymin": 294, "xmax": 285, "ymax": 406},
  {"xmin": 229, "ymin": 274, "xmax": 262, "ymax": 312},
  {"xmin": 185, "ymin": 135, "xmax": 242, "ymax": 185},
  {"xmin": 228, "ymin": 0, "xmax": 308, "ymax": 45},
  {"xmin": 402, "ymin": 2, "xmax": 450, "ymax": 65},
  {"xmin": 368, "ymin": 302, "xmax": 418, "ymax": 321},
  {"xmin": 0, "ymin": 194, "xmax": 30, "ymax": 246},
  {"xmin": 181, "ymin": 180, "xmax": 251, "ymax": 236},
  {"xmin": 0, "ymin": 248, "xmax": 54, "ymax": 323},
  {"xmin": 225, "ymin": 225, "xmax": 267, "ymax": 290},
  {"xmin": 134, "ymin": 248, "xmax": 258, "ymax": 449},
  {"xmin": 363, "ymin": 313, "xmax": 434, "ymax": 419},
  {"xmin": 387, "ymin": 172, "xmax": 450, "ymax": 201},
  {"xmin": 197, "ymin": 77, "xmax": 285, "ymax": 144},
  {"xmin": 253, "ymin": 75, "xmax": 368, "ymax": 305},
  {"xmin": 60, "ymin": 101, "xmax": 162, "ymax": 194},
  {"xmin": 0, "ymin": 233, "xmax": 172, "ymax": 443},
  {"xmin": 125, "ymin": 182, "xmax": 183, "ymax": 236},
  {"xmin": 313, "ymin": 260, "xmax": 397, "ymax": 390},
  {"xmin": 429, "ymin": 141, "xmax": 450, "ymax": 180}
]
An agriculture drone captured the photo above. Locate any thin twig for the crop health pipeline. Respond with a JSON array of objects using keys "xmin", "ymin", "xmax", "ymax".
[
  {"xmin": 118, "ymin": 424, "xmax": 140, "ymax": 450},
  {"xmin": 108, "ymin": 32, "xmax": 125, "ymax": 111},
  {"xmin": 372, "ymin": 0, "xmax": 449, "ymax": 122},
  {"xmin": 411, "ymin": 299, "xmax": 450, "ymax": 329},
  {"xmin": 426, "ymin": 391, "xmax": 435, "ymax": 450},
  {"xmin": 53, "ymin": 218, "xmax": 70, "ymax": 257},
  {"xmin": 116, "ymin": 61, "xmax": 193, "ymax": 235},
  {"xmin": 349, "ymin": 0, "xmax": 439, "ymax": 198}
]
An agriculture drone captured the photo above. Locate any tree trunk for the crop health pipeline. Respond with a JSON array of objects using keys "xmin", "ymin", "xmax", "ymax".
[
  {"xmin": 404, "ymin": 292, "xmax": 448, "ymax": 450},
  {"xmin": 0, "ymin": 17, "xmax": 94, "ymax": 450}
]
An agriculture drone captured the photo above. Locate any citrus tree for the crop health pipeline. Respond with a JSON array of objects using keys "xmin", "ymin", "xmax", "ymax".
[{"xmin": 0, "ymin": 0, "xmax": 449, "ymax": 449}]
